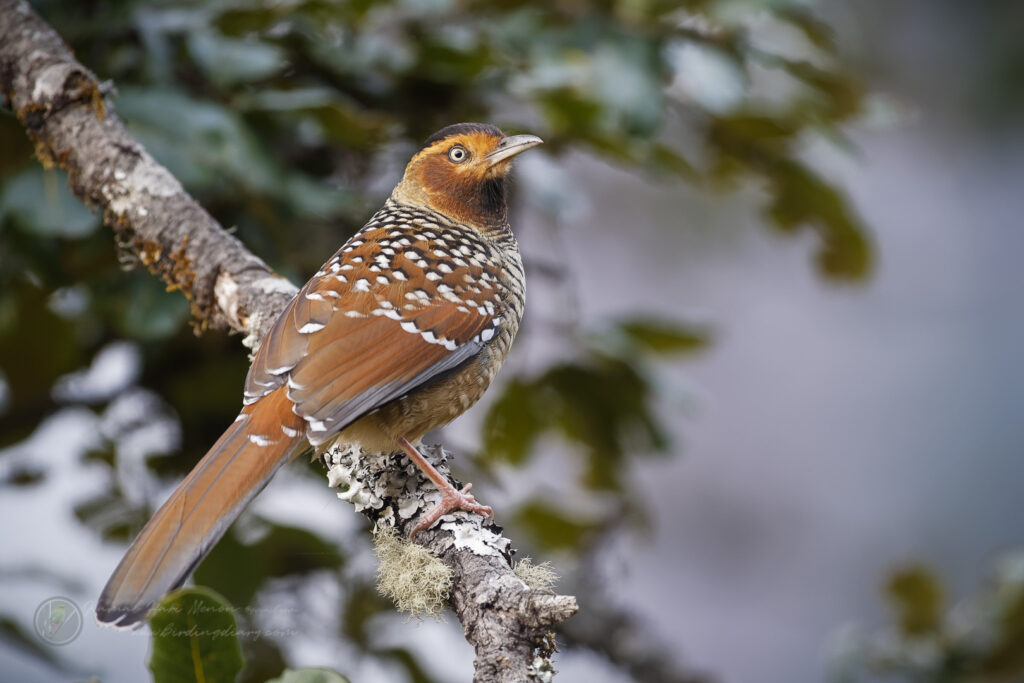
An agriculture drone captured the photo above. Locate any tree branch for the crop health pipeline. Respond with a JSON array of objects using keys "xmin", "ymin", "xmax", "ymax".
[
  {"xmin": 0, "ymin": 0, "xmax": 295, "ymax": 345},
  {"xmin": 0, "ymin": 2, "xmax": 577, "ymax": 680}
]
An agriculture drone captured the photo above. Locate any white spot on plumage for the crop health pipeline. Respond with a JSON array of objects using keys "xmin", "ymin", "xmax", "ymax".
[
  {"xmin": 438, "ymin": 263, "xmax": 453, "ymax": 273},
  {"xmin": 425, "ymin": 271, "xmax": 442, "ymax": 281},
  {"xmin": 480, "ymin": 328, "xmax": 495, "ymax": 342},
  {"xmin": 281, "ymin": 425, "xmax": 299, "ymax": 438},
  {"xmin": 376, "ymin": 275, "xmax": 390, "ymax": 284},
  {"xmin": 299, "ymin": 322, "xmax": 325, "ymax": 333},
  {"xmin": 373, "ymin": 308, "xmax": 403, "ymax": 320},
  {"xmin": 340, "ymin": 264, "xmax": 354, "ymax": 271},
  {"xmin": 345, "ymin": 310, "xmax": 367, "ymax": 318},
  {"xmin": 400, "ymin": 320, "xmax": 418, "ymax": 334},
  {"xmin": 307, "ymin": 418, "xmax": 328, "ymax": 432},
  {"xmin": 353, "ymin": 278, "xmax": 371, "ymax": 292},
  {"xmin": 249, "ymin": 434, "xmax": 275, "ymax": 447},
  {"xmin": 393, "ymin": 270, "xmax": 408, "ymax": 282},
  {"xmin": 305, "ymin": 292, "xmax": 326, "ymax": 301}
]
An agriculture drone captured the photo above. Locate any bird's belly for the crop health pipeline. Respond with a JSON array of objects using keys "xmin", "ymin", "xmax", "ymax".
[{"xmin": 323, "ymin": 350, "xmax": 499, "ymax": 454}]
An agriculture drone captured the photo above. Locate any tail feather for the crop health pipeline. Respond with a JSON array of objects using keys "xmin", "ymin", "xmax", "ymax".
[{"xmin": 96, "ymin": 385, "xmax": 304, "ymax": 627}]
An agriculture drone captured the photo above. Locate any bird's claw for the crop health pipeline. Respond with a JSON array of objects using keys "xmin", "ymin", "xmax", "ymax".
[{"xmin": 410, "ymin": 482, "xmax": 493, "ymax": 539}]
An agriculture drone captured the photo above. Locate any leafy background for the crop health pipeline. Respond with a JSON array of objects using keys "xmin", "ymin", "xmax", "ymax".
[{"xmin": 2, "ymin": 0, "xmax": 1024, "ymax": 681}]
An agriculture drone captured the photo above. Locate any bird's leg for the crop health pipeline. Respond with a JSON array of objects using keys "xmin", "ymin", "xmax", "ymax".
[{"xmin": 399, "ymin": 437, "xmax": 493, "ymax": 538}]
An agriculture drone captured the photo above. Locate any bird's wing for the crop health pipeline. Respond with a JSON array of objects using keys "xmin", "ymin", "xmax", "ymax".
[{"xmin": 243, "ymin": 222, "xmax": 505, "ymax": 446}]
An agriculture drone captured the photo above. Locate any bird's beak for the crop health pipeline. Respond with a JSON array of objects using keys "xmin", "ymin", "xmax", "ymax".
[{"xmin": 485, "ymin": 134, "xmax": 543, "ymax": 165}]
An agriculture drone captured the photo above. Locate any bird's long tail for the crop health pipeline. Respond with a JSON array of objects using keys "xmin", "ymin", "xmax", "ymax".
[{"xmin": 96, "ymin": 385, "xmax": 305, "ymax": 627}]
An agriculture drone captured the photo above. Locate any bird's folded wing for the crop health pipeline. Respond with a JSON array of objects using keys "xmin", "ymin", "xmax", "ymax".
[{"xmin": 242, "ymin": 228, "xmax": 505, "ymax": 445}]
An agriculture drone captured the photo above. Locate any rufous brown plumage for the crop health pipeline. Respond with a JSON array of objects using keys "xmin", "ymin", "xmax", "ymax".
[{"xmin": 97, "ymin": 123, "xmax": 541, "ymax": 627}]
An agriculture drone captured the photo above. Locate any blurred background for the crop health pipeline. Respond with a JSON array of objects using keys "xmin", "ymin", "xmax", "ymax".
[{"xmin": 2, "ymin": 0, "xmax": 1024, "ymax": 681}]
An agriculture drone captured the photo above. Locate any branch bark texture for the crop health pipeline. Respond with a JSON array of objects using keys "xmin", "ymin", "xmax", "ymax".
[
  {"xmin": 0, "ymin": 0, "xmax": 296, "ymax": 344},
  {"xmin": 0, "ymin": 1, "xmax": 577, "ymax": 680}
]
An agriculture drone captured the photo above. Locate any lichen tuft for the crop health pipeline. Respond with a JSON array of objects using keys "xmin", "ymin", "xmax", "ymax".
[
  {"xmin": 513, "ymin": 557, "xmax": 558, "ymax": 591},
  {"xmin": 374, "ymin": 525, "xmax": 452, "ymax": 619}
]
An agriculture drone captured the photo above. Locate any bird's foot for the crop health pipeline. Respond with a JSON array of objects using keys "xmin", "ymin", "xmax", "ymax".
[
  {"xmin": 410, "ymin": 482, "xmax": 493, "ymax": 539},
  {"xmin": 398, "ymin": 437, "xmax": 493, "ymax": 539}
]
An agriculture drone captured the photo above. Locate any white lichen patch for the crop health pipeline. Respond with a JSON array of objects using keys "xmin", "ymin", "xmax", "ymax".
[
  {"xmin": 241, "ymin": 311, "xmax": 264, "ymax": 352},
  {"xmin": 324, "ymin": 441, "xmax": 509, "ymax": 559},
  {"xmin": 326, "ymin": 444, "xmax": 386, "ymax": 512},
  {"xmin": 527, "ymin": 655, "xmax": 556, "ymax": 683},
  {"xmin": 31, "ymin": 63, "xmax": 73, "ymax": 102},
  {"xmin": 254, "ymin": 276, "xmax": 299, "ymax": 296},
  {"xmin": 513, "ymin": 558, "xmax": 558, "ymax": 591},
  {"xmin": 214, "ymin": 271, "xmax": 242, "ymax": 329},
  {"xmin": 440, "ymin": 518, "xmax": 511, "ymax": 558},
  {"xmin": 397, "ymin": 495, "xmax": 422, "ymax": 520},
  {"xmin": 99, "ymin": 152, "xmax": 182, "ymax": 218},
  {"xmin": 374, "ymin": 525, "xmax": 451, "ymax": 619}
]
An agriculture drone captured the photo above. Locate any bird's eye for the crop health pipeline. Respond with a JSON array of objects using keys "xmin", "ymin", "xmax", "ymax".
[{"xmin": 447, "ymin": 145, "xmax": 468, "ymax": 163}]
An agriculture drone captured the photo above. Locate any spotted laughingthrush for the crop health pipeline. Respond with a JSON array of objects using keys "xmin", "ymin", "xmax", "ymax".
[{"xmin": 97, "ymin": 123, "xmax": 542, "ymax": 627}]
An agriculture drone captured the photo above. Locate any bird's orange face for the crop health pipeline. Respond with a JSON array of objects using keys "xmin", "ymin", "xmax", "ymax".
[{"xmin": 393, "ymin": 123, "xmax": 543, "ymax": 228}]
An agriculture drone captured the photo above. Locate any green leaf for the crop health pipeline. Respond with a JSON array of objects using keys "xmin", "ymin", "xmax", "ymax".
[
  {"xmin": 513, "ymin": 500, "xmax": 603, "ymax": 552},
  {"xmin": 148, "ymin": 587, "xmax": 244, "ymax": 683},
  {"xmin": 773, "ymin": 7, "xmax": 837, "ymax": 53},
  {"xmin": 766, "ymin": 160, "xmax": 874, "ymax": 281},
  {"xmin": 268, "ymin": 670, "xmax": 350, "ymax": 683},
  {"xmin": 884, "ymin": 565, "xmax": 945, "ymax": 637},
  {"xmin": 0, "ymin": 167, "xmax": 97, "ymax": 238},
  {"xmin": 618, "ymin": 319, "xmax": 712, "ymax": 355},
  {"xmin": 481, "ymin": 378, "xmax": 548, "ymax": 465},
  {"xmin": 195, "ymin": 521, "xmax": 344, "ymax": 609},
  {"xmin": 116, "ymin": 273, "xmax": 192, "ymax": 341},
  {"xmin": 116, "ymin": 87, "xmax": 279, "ymax": 194},
  {"xmin": 186, "ymin": 31, "xmax": 285, "ymax": 87}
]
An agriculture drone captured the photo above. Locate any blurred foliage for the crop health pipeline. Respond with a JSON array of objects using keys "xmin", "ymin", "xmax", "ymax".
[
  {"xmin": 833, "ymin": 556, "xmax": 1024, "ymax": 683},
  {"xmin": 147, "ymin": 587, "xmax": 350, "ymax": 683},
  {"xmin": 0, "ymin": 0, "xmax": 873, "ymax": 680},
  {"xmin": 148, "ymin": 588, "xmax": 245, "ymax": 683}
]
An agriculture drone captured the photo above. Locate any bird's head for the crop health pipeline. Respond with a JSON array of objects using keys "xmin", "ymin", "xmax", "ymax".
[{"xmin": 392, "ymin": 123, "xmax": 543, "ymax": 228}]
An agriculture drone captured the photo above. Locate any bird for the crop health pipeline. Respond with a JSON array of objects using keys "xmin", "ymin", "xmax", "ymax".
[{"xmin": 96, "ymin": 123, "xmax": 542, "ymax": 628}]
